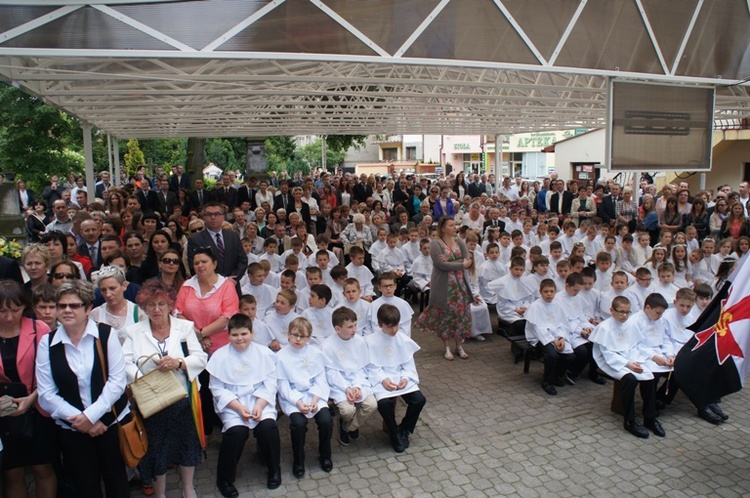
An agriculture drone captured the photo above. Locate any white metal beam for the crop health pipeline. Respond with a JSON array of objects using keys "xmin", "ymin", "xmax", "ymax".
[
  {"xmin": 309, "ymin": 0, "xmax": 389, "ymax": 57},
  {"xmin": 92, "ymin": 5, "xmax": 195, "ymax": 51},
  {"xmin": 0, "ymin": 5, "xmax": 82, "ymax": 44},
  {"xmin": 548, "ymin": 0, "xmax": 587, "ymax": 67},
  {"xmin": 671, "ymin": 0, "xmax": 704, "ymax": 76},
  {"xmin": 493, "ymin": 0, "xmax": 548, "ymax": 66},
  {"xmin": 634, "ymin": 0, "xmax": 669, "ymax": 75},
  {"xmin": 393, "ymin": 0, "xmax": 451, "ymax": 58},
  {"xmin": 201, "ymin": 0, "xmax": 286, "ymax": 52}
]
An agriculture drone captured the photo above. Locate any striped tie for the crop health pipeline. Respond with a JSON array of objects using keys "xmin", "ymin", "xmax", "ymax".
[{"xmin": 215, "ymin": 233, "xmax": 225, "ymax": 259}]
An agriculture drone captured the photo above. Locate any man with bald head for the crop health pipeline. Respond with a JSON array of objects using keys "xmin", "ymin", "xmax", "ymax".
[{"xmin": 78, "ymin": 218, "xmax": 102, "ymax": 273}]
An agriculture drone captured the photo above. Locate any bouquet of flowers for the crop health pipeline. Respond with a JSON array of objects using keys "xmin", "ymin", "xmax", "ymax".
[{"xmin": 0, "ymin": 237, "xmax": 22, "ymax": 259}]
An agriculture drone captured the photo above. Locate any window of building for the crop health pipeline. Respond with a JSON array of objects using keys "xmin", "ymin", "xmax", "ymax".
[
  {"xmin": 383, "ymin": 147, "xmax": 398, "ymax": 161},
  {"xmin": 406, "ymin": 146, "xmax": 417, "ymax": 160}
]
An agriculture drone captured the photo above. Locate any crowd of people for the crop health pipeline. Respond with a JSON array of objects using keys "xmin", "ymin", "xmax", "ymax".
[{"xmin": 1, "ymin": 166, "xmax": 746, "ymax": 496}]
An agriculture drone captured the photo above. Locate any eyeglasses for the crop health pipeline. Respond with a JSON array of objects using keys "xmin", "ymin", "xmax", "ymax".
[
  {"xmin": 145, "ymin": 302, "xmax": 169, "ymax": 310},
  {"xmin": 612, "ymin": 309, "xmax": 632, "ymax": 316},
  {"xmin": 203, "ymin": 212, "xmax": 223, "ymax": 218},
  {"xmin": 380, "ymin": 283, "xmax": 396, "ymax": 289},
  {"xmin": 161, "ymin": 258, "xmax": 180, "ymax": 265},
  {"xmin": 57, "ymin": 302, "xmax": 84, "ymax": 310},
  {"xmin": 289, "ymin": 333, "xmax": 310, "ymax": 340},
  {"xmin": 53, "ymin": 273, "xmax": 75, "ymax": 279},
  {"xmin": 190, "ymin": 227, "xmax": 204, "ymax": 233},
  {"xmin": 636, "ymin": 276, "xmax": 652, "ymax": 282}
]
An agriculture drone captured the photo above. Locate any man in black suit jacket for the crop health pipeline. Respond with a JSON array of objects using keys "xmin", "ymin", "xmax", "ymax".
[
  {"xmin": 187, "ymin": 202, "xmax": 248, "ymax": 280},
  {"xmin": 94, "ymin": 171, "xmax": 112, "ymax": 199},
  {"xmin": 137, "ymin": 182, "xmax": 161, "ymax": 214},
  {"xmin": 237, "ymin": 178, "xmax": 257, "ymax": 211},
  {"xmin": 549, "ymin": 180, "xmax": 574, "ymax": 218},
  {"xmin": 169, "ymin": 164, "xmax": 192, "ymax": 193},
  {"xmin": 77, "ymin": 219, "xmax": 102, "ymax": 274},
  {"xmin": 212, "ymin": 174, "xmax": 238, "ymax": 211},
  {"xmin": 467, "ymin": 174, "xmax": 484, "ymax": 199},
  {"xmin": 483, "ymin": 207, "xmax": 506, "ymax": 234},
  {"xmin": 353, "ymin": 174, "xmax": 373, "ymax": 204},
  {"xmin": 272, "ymin": 181, "xmax": 294, "ymax": 213},
  {"xmin": 597, "ymin": 184, "xmax": 621, "ymax": 225},
  {"xmin": 156, "ymin": 178, "xmax": 178, "ymax": 219},
  {"xmin": 189, "ymin": 178, "xmax": 211, "ymax": 213}
]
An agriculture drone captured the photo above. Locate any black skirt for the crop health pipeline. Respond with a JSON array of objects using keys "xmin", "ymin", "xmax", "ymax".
[{"xmin": 1, "ymin": 408, "xmax": 58, "ymax": 470}]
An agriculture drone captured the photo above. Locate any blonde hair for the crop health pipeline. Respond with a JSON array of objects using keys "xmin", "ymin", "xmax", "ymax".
[{"xmin": 288, "ymin": 316, "xmax": 312, "ymax": 337}]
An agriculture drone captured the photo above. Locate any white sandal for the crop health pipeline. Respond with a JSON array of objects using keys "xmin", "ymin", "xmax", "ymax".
[
  {"xmin": 456, "ymin": 347, "xmax": 469, "ymax": 359},
  {"xmin": 444, "ymin": 348, "xmax": 454, "ymax": 361}
]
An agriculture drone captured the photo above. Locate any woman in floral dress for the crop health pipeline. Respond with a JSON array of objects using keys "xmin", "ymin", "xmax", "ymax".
[{"xmin": 414, "ymin": 217, "xmax": 480, "ymax": 360}]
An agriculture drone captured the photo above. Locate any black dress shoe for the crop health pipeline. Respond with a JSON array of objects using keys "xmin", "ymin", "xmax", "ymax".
[
  {"xmin": 624, "ymin": 420, "xmax": 649, "ymax": 439},
  {"xmin": 541, "ymin": 382, "xmax": 557, "ymax": 395},
  {"xmin": 698, "ymin": 407, "xmax": 723, "ymax": 425},
  {"xmin": 320, "ymin": 457, "xmax": 333, "ymax": 472},
  {"xmin": 553, "ymin": 377, "xmax": 565, "ymax": 387},
  {"xmin": 398, "ymin": 428, "xmax": 410, "ymax": 449},
  {"xmin": 292, "ymin": 462, "xmax": 305, "ymax": 478},
  {"xmin": 349, "ymin": 428, "xmax": 360, "ymax": 440},
  {"xmin": 267, "ymin": 471, "xmax": 282, "ymax": 490},
  {"xmin": 392, "ymin": 436, "xmax": 406, "ymax": 453},
  {"xmin": 589, "ymin": 375, "xmax": 607, "ymax": 385},
  {"xmin": 338, "ymin": 417, "xmax": 350, "ymax": 446},
  {"xmin": 644, "ymin": 418, "xmax": 666, "ymax": 437},
  {"xmin": 707, "ymin": 403, "xmax": 729, "ymax": 421},
  {"xmin": 217, "ymin": 480, "xmax": 239, "ymax": 498}
]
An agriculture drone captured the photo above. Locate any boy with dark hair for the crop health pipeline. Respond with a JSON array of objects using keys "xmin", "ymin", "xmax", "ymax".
[
  {"xmin": 369, "ymin": 272, "xmax": 413, "ymax": 337},
  {"xmin": 301, "ymin": 284, "xmax": 335, "ymax": 347}
]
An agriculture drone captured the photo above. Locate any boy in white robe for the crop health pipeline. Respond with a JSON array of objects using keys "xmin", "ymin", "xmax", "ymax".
[
  {"xmin": 598, "ymin": 271, "xmax": 630, "ymax": 319},
  {"xmin": 239, "ymin": 295, "xmax": 273, "ymax": 348},
  {"xmin": 296, "ymin": 267, "xmax": 323, "ymax": 312},
  {"xmin": 478, "ymin": 243, "xmax": 506, "ymax": 304},
  {"xmin": 631, "ymin": 293, "xmax": 673, "ymax": 376},
  {"xmin": 259, "ymin": 238, "xmax": 283, "ymax": 273},
  {"xmin": 368, "ymin": 229, "xmax": 388, "ymax": 273},
  {"xmin": 300, "ymin": 284, "xmax": 336, "ymax": 348},
  {"xmin": 280, "ymin": 238, "xmax": 310, "ymax": 271},
  {"xmin": 345, "ymin": 246, "xmax": 375, "ymax": 300},
  {"xmin": 623, "ymin": 267, "xmax": 655, "ymax": 313},
  {"xmin": 377, "ymin": 233, "xmax": 411, "ymax": 297},
  {"xmin": 652, "ymin": 263, "xmax": 680, "ymax": 306},
  {"xmin": 322, "ymin": 307, "xmax": 377, "ymax": 446},
  {"xmin": 524, "ymin": 279, "xmax": 576, "ymax": 395},
  {"xmin": 208, "ymin": 314, "xmax": 282, "ymax": 492},
  {"xmin": 328, "ymin": 266, "xmax": 347, "ymax": 309},
  {"xmin": 488, "ymin": 256, "xmax": 535, "ymax": 336},
  {"xmin": 554, "ymin": 273, "xmax": 607, "ymax": 385},
  {"xmin": 264, "ymin": 290, "xmax": 299, "ymax": 351},
  {"xmin": 240, "ymin": 262, "xmax": 277, "ymax": 317},
  {"xmin": 366, "ymin": 304, "xmax": 426, "ymax": 453},
  {"xmin": 341, "ymin": 278, "xmax": 372, "ymax": 336},
  {"xmin": 579, "ymin": 266, "xmax": 601, "ymax": 324},
  {"xmin": 590, "ymin": 296, "xmax": 664, "ymax": 439},
  {"xmin": 593, "ymin": 252, "xmax": 614, "ymax": 293},
  {"xmin": 259, "ymin": 260, "xmax": 280, "ymax": 288},
  {"xmin": 408, "ymin": 239, "xmax": 433, "ymax": 293},
  {"xmin": 369, "ymin": 273, "xmax": 413, "ymax": 337},
  {"xmin": 401, "ymin": 228, "xmax": 421, "ymax": 272},
  {"xmin": 276, "ymin": 317, "xmax": 334, "ymax": 477}
]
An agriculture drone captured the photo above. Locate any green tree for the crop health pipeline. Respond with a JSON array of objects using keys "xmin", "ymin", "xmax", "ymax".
[
  {"xmin": 298, "ymin": 138, "xmax": 345, "ymax": 171},
  {"xmin": 123, "ymin": 139, "xmax": 145, "ymax": 176},
  {"xmin": 324, "ymin": 135, "xmax": 367, "ymax": 153},
  {"xmin": 205, "ymin": 138, "xmax": 247, "ymax": 172},
  {"xmin": 0, "ymin": 83, "xmax": 79, "ymax": 191},
  {"xmin": 265, "ymin": 136, "xmax": 296, "ymax": 172}
]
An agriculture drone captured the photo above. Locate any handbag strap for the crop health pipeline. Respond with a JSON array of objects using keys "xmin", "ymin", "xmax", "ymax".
[
  {"xmin": 134, "ymin": 353, "xmax": 163, "ymax": 380},
  {"xmin": 94, "ymin": 333, "xmax": 121, "ymax": 427}
]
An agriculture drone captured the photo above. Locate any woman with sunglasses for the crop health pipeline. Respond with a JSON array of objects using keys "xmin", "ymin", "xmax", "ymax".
[
  {"xmin": 141, "ymin": 229, "xmax": 173, "ymax": 281},
  {"xmin": 0, "ymin": 280, "xmax": 57, "ymax": 498},
  {"xmin": 36, "ymin": 281, "xmax": 130, "ymax": 497},
  {"xmin": 48, "ymin": 261, "xmax": 80, "ymax": 287},
  {"xmin": 156, "ymin": 248, "xmax": 186, "ymax": 294},
  {"xmin": 89, "ymin": 266, "xmax": 146, "ymax": 344}
]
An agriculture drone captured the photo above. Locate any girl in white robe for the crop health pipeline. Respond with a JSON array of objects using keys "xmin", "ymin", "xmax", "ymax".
[
  {"xmin": 207, "ymin": 314, "xmax": 281, "ymax": 491},
  {"xmin": 276, "ymin": 318, "xmax": 333, "ymax": 477}
]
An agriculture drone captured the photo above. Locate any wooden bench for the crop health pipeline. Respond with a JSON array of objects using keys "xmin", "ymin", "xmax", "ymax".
[{"xmin": 506, "ymin": 335, "xmax": 539, "ymax": 374}]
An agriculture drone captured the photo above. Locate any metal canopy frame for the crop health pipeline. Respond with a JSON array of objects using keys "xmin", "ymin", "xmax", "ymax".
[{"xmin": 0, "ymin": 0, "xmax": 749, "ymax": 138}]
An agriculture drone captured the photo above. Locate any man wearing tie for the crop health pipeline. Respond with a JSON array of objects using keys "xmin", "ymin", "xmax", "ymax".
[
  {"xmin": 189, "ymin": 178, "xmax": 211, "ymax": 212},
  {"xmin": 237, "ymin": 176, "xmax": 257, "ymax": 211},
  {"xmin": 78, "ymin": 219, "xmax": 102, "ymax": 275},
  {"xmin": 157, "ymin": 178, "xmax": 178, "ymax": 219},
  {"xmin": 272, "ymin": 181, "xmax": 294, "ymax": 213},
  {"xmin": 169, "ymin": 164, "xmax": 192, "ymax": 193},
  {"xmin": 483, "ymin": 207, "xmax": 506, "ymax": 238},
  {"xmin": 214, "ymin": 174, "xmax": 238, "ymax": 211},
  {"xmin": 187, "ymin": 202, "xmax": 247, "ymax": 280},
  {"xmin": 549, "ymin": 180, "xmax": 574, "ymax": 220}
]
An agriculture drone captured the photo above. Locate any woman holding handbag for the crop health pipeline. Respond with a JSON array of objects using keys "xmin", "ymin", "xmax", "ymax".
[
  {"xmin": 0, "ymin": 280, "xmax": 56, "ymax": 498},
  {"xmin": 36, "ymin": 281, "xmax": 130, "ymax": 498},
  {"xmin": 122, "ymin": 279, "xmax": 207, "ymax": 498}
]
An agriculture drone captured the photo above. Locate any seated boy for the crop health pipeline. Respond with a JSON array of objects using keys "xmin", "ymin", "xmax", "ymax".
[
  {"xmin": 598, "ymin": 271, "xmax": 630, "ymax": 319},
  {"xmin": 376, "ymin": 233, "xmax": 411, "ymax": 297},
  {"xmin": 488, "ymin": 256, "xmax": 535, "ymax": 336},
  {"xmin": 624, "ymin": 267, "xmax": 654, "ymax": 312},
  {"xmin": 593, "ymin": 252, "xmax": 614, "ymax": 293},
  {"xmin": 296, "ymin": 267, "xmax": 324, "ymax": 312},
  {"xmin": 281, "ymin": 237, "xmax": 310, "ymax": 271},
  {"xmin": 263, "ymin": 290, "xmax": 299, "ymax": 351},
  {"xmin": 345, "ymin": 246, "xmax": 375, "ymax": 301},
  {"xmin": 524, "ymin": 279, "xmax": 576, "ymax": 395},
  {"xmin": 322, "ymin": 307, "xmax": 377, "ymax": 446},
  {"xmin": 590, "ymin": 296, "xmax": 664, "ymax": 439},
  {"xmin": 341, "ymin": 278, "xmax": 371, "ymax": 336},
  {"xmin": 369, "ymin": 272, "xmax": 413, "ymax": 337},
  {"xmin": 408, "ymin": 238, "xmax": 434, "ymax": 295},
  {"xmin": 652, "ymin": 262, "xmax": 680, "ymax": 305},
  {"xmin": 239, "ymin": 294, "xmax": 273, "ymax": 347},
  {"xmin": 240, "ymin": 262, "xmax": 277, "ymax": 316},
  {"xmin": 300, "ymin": 284, "xmax": 336, "ymax": 348},
  {"xmin": 366, "ymin": 304, "xmax": 426, "ymax": 453},
  {"xmin": 259, "ymin": 238, "xmax": 283, "ymax": 273}
]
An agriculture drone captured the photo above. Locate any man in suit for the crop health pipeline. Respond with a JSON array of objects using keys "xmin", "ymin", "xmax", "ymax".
[
  {"xmin": 272, "ymin": 181, "xmax": 294, "ymax": 213},
  {"xmin": 268, "ymin": 223, "xmax": 292, "ymax": 255},
  {"xmin": 482, "ymin": 207, "xmax": 506, "ymax": 236},
  {"xmin": 156, "ymin": 178, "xmax": 178, "ymax": 219},
  {"xmin": 598, "ymin": 183, "xmax": 621, "ymax": 225},
  {"xmin": 189, "ymin": 178, "xmax": 211, "ymax": 213},
  {"xmin": 187, "ymin": 202, "xmax": 248, "ymax": 280},
  {"xmin": 236, "ymin": 176, "xmax": 257, "ymax": 211},
  {"xmin": 213, "ymin": 174, "xmax": 238, "ymax": 212},
  {"xmin": 549, "ymin": 180, "xmax": 574, "ymax": 219},
  {"xmin": 353, "ymin": 174, "xmax": 373, "ymax": 204},
  {"xmin": 467, "ymin": 174, "xmax": 483, "ymax": 199},
  {"xmin": 169, "ymin": 164, "xmax": 192, "ymax": 193},
  {"xmin": 77, "ymin": 219, "xmax": 102, "ymax": 274},
  {"xmin": 94, "ymin": 171, "xmax": 112, "ymax": 199},
  {"xmin": 137, "ymin": 180, "xmax": 161, "ymax": 214}
]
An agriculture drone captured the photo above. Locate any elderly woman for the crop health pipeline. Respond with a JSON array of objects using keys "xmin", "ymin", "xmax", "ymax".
[
  {"xmin": 0, "ymin": 280, "xmax": 56, "ymax": 498},
  {"xmin": 340, "ymin": 213, "xmax": 374, "ymax": 253},
  {"xmin": 176, "ymin": 247, "xmax": 239, "ymax": 435},
  {"xmin": 460, "ymin": 202, "xmax": 485, "ymax": 232},
  {"xmin": 36, "ymin": 281, "xmax": 130, "ymax": 497},
  {"xmin": 122, "ymin": 280, "xmax": 207, "ymax": 498},
  {"xmin": 90, "ymin": 266, "xmax": 145, "ymax": 343},
  {"xmin": 22, "ymin": 244, "xmax": 50, "ymax": 295},
  {"xmin": 616, "ymin": 187, "xmax": 639, "ymax": 233}
]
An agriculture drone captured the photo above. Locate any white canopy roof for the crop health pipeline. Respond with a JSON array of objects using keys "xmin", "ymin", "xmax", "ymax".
[{"xmin": 1, "ymin": 0, "xmax": 749, "ymax": 138}]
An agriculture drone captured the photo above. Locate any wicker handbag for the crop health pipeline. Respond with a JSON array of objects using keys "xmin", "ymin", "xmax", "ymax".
[{"xmin": 129, "ymin": 353, "xmax": 187, "ymax": 418}]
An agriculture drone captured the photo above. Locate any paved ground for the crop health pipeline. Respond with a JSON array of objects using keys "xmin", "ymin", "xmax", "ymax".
[{"xmin": 161, "ymin": 305, "xmax": 750, "ymax": 497}]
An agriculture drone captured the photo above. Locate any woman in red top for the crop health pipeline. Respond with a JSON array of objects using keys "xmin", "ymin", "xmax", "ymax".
[
  {"xmin": 175, "ymin": 247, "xmax": 239, "ymax": 435},
  {"xmin": 0, "ymin": 280, "xmax": 56, "ymax": 498}
]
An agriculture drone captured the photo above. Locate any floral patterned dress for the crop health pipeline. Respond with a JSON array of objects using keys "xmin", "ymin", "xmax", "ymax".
[{"xmin": 413, "ymin": 241, "xmax": 473, "ymax": 340}]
